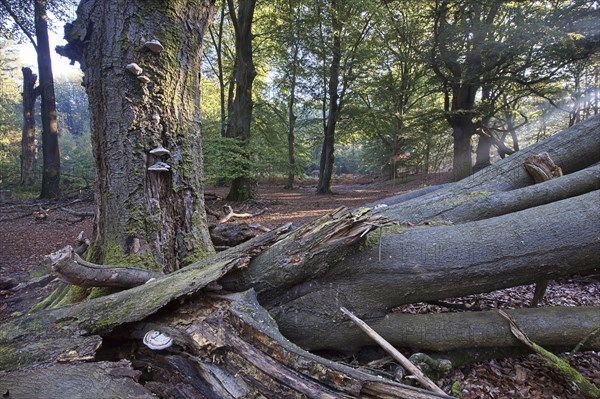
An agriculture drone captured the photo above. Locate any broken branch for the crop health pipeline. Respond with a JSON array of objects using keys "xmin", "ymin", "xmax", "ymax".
[
  {"xmin": 340, "ymin": 307, "xmax": 447, "ymax": 396},
  {"xmin": 499, "ymin": 310, "xmax": 600, "ymax": 398}
]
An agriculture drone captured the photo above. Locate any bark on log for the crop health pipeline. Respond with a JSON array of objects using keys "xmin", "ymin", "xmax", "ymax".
[
  {"xmin": 123, "ymin": 291, "xmax": 451, "ymax": 398},
  {"xmin": 223, "ymin": 191, "xmax": 599, "ymax": 339},
  {"xmin": 425, "ymin": 163, "xmax": 600, "ymax": 223},
  {"xmin": 0, "ymin": 224, "xmax": 292, "ymax": 371},
  {"xmin": 0, "ymin": 360, "xmax": 153, "ymax": 399},
  {"xmin": 302, "ymin": 306, "xmax": 600, "ymax": 352}
]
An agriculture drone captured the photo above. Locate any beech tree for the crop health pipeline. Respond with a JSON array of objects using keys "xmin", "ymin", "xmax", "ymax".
[
  {"xmin": 428, "ymin": 0, "xmax": 598, "ymax": 180},
  {"xmin": 224, "ymin": 0, "xmax": 258, "ymax": 201},
  {"xmin": 0, "ymin": 0, "xmax": 63, "ymax": 197},
  {"xmin": 56, "ymin": 0, "xmax": 215, "ymax": 271}
]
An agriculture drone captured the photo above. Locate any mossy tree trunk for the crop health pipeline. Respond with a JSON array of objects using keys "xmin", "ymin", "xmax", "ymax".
[{"xmin": 58, "ymin": 0, "xmax": 215, "ymax": 272}]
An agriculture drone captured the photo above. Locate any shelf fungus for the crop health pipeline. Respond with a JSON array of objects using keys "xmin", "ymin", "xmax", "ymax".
[
  {"xmin": 143, "ymin": 330, "xmax": 173, "ymax": 350},
  {"xmin": 144, "ymin": 39, "xmax": 165, "ymax": 54},
  {"xmin": 148, "ymin": 161, "xmax": 171, "ymax": 172},
  {"xmin": 149, "ymin": 145, "xmax": 170, "ymax": 157},
  {"xmin": 137, "ymin": 75, "xmax": 151, "ymax": 84},
  {"xmin": 126, "ymin": 63, "xmax": 143, "ymax": 75}
]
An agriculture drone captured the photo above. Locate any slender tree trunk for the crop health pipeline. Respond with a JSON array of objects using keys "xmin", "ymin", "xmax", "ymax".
[
  {"xmin": 316, "ymin": 0, "xmax": 341, "ymax": 195},
  {"xmin": 58, "ymin": 0, "xmax": 215, "ymax": 272},
  {"xmin": 20, "ymin": 67, "xmax": 38, "ymax": 186},
  {"xmin": 284, "ymin": 6, "xmax": 299, "ymax": 190},
  {"xmin": 225, "ymin": 0, "xmax": 257, "ymax": 201},
  {"xmin": 285, "ymin": 70, "xmax": 298, "ymax": 190},
  {"xmin": 35, "ymin": 0, "xmax": 60, "ymax": 198}
]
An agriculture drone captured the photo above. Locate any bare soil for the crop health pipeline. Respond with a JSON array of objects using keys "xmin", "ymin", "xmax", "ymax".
[{"xmin": 0, "ymin": 173, "xmax": 598, "ymax": 398}]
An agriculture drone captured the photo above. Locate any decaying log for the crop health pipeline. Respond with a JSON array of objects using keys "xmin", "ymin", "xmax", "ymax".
[
  {"xmin": 51, "ymin": 246, "xmax": 162, "ymax": 288},
  {"xmin": 223, "ymin": 191, "xmax": 599, "ymax": 344},
  {"xmin": 121, "ymin": 291, "xmax": 452, "ymax": 398},
  {"xmin": 210, "ymin": 223, "xmax": 259, "ymax": 247},
  {"xmin": 0, "ymin": 224, "xmax": 293, "ymax": 371},
  {"xmin": 0, "ymin": 360, "xmax": 153, "ymax": 399},
  {"xmin": 301, "ymin": 306, "xmax": 600, "ymax": 352},
  {"xmin": 419, "ymin": 163, "xmax": 599, "ymax": 224}
]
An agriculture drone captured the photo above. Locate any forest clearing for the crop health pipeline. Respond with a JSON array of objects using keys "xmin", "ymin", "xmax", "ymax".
[{"xmin": 1, "ymin": 0, "xmax": 599, "ymax": 398}]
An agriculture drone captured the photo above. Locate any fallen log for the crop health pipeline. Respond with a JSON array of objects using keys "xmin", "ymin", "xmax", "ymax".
[
  {"xmin": 379, "ymin": 115, "xmax": 600, "ymax": 223},
  {"xmin": 222, "ymin": 191, "xmax": 600, "ymax": 341},
  {"xmin": 301, "ymin": 306, "xmax": 600, "ymax": 352},
  {"xmin": 0, "ymin": 360, "xmax": 153, "ymax": 399}
]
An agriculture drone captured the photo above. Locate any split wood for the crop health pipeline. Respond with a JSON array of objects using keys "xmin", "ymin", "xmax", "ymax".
[{"xmin": 340, "ymin": 307, "xmax": 447, "ymax": 396}]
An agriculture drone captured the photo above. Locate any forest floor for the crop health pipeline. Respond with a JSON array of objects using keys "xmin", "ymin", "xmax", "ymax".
[{"xmin": 0, "ymin": 173, "xmax": 598, "ymax": 398}]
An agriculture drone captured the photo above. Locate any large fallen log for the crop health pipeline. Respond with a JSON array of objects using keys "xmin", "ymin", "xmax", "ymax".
[
  {"xmin": 221, "ymin": 190, "xmax": 599, "ymax": 343},
  {"xmin": 379, "ymin": 115, "xmax": 600, "ymax": 223},
  {"xmin": 301, "ymin": 306, "xmax": 600, "ymax": 352}
]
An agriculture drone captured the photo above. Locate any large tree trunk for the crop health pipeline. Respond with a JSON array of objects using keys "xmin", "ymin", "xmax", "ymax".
[
  {"xmin": 35, "ymin": 0, "xmax": 61, "ymax": 198},
  {"xmin": 58, "ymin": 0, "xmax": 215, "ymax": 272},
  {"xmin": 20, "ymin": 67, "xmax": 38, "ymax": 186},
  {"xmin": 225, "ymin": 0, "xmax": 257, "ymax": 201}
]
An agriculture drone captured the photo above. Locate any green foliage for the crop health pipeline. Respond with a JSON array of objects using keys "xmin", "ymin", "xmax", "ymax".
[
  {"xmin": 0, "ymin": 39, "xmax": 21, "ymax": 186},
  {"xmin": 203, "ymin": 135, "xmax": 258, "ymax": 184}
]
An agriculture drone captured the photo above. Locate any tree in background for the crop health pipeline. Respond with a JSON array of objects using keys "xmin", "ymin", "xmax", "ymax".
[
  {"xmin": 0, "ymin": 39, "xmax": 21, "ymax": 184},
  {"xmin": 428, "ymin": 0, "xmax": 599, "ymax": 181},
  {"xmin": 224, "ymin": 0, "xmax": 258, "ymax": 201},
  {"xmin": 0, "ymin": 0, "xmax": 72, "ymax": 197}
]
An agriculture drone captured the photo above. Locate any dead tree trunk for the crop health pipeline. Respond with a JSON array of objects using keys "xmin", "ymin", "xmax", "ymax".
[{"xmin": 20, "ymin": 67, "xmax": 39, "ymax": 186}]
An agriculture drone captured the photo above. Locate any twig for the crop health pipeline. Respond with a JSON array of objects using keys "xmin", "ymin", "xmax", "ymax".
[
  {"xmin": 340, "ymin": 307, "xmax": 447, "ymax": 396},
  {"xmin": 219, "ymin": 205, "xmax": 267, "ymax": 223},
  {"xmin": 567, "ymin": 326, "xmax": 600, "ymax": 362},
  {"xmin": 60, "ymin": 207, "xmax": 95, "ymax": 217},
  {"xmin": 499, "ymin": 310, "xmax": 600, "ymax": 398}
]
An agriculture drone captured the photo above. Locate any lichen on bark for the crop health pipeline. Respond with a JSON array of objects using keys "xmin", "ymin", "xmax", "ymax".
[{"xmin": 57, "ymin": 0, "xmax": 216, "ymax": 274}]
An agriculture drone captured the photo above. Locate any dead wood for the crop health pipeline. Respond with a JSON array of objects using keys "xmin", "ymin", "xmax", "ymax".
[
  {"xmin": 0, "ymin": 360, "xmax": 153, "ymax": 399},
  {"xmin": 499, "ymin": 310, "xmax": 600, "ymax": 398},
  {"xmin": 301, "ymin": 306, "xmax": 600, "ymax": 352},
  {"xmin": 340, "ymin": 307, "xmax": 447, "ymax": 395},
  {"xmin": 379, "ymin": 115, "xmax": 600, "ymax": 224},
  {"xmin": 0, "ymin": 223, "xmax": 293, "ymax": 371},
  {"xmin": 50, "ymin": 246, "xmax": 162, "ymax": 288},
  {"xmin": 224, "ymin": 191, "xmax": 599, "ymax": 343},
  {"xmin": 219, "ymin": 204, "xmax": 267, "ymax": 223},
  {"xmin": 119, "ymin": 291, "xmax": 452, "ymax": 398}
]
